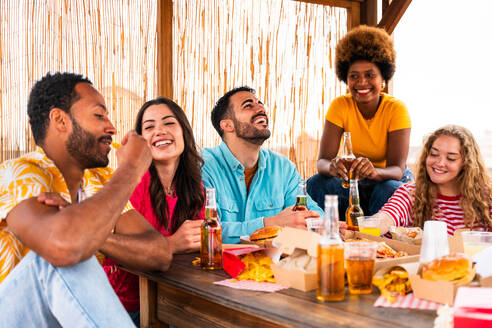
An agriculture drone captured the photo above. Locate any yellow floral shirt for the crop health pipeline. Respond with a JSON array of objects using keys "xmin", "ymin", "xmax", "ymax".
[{"xmin": 0, "ymin": 147, "xmax": 133, "ymax": 283}]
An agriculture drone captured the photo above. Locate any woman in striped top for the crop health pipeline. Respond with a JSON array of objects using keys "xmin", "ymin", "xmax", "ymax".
[{"xmin": 377, "ymin": 125, "xmax": 492, "ymax": 235}]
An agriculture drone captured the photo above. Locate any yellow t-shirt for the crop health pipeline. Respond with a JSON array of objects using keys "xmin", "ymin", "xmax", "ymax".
[
  {"xmin": 0, "ymin": 147, "xmax": 133, "ymax": 283},
  {"xmin": 325, "ymin": 93, "xmax": 411, "ymax": 168}
]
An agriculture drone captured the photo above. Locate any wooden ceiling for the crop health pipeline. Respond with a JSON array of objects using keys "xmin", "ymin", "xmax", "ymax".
[{"xmin": 156, "ymin": 0, "xmax": 412, "ymax": 98}]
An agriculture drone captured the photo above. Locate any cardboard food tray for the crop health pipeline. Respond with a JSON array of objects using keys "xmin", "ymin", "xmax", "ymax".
[
  {"xmin": 344, "ymin": 231, "xmax": 421, "ymax": 271},
  {"xmin": 270, "ymin": 227, "xmax": 320, "ymax": 292}
]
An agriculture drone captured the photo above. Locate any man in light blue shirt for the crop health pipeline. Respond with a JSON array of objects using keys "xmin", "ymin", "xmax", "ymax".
[{"xmin": 201, "ymin": 86, "xmax": 322, "ymax": 244}]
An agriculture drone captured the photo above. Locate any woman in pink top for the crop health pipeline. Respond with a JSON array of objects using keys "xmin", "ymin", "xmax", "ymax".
[
  {"xmin": 103, "ymin": 97, "xmax": 205, "ymax": 326},
  {"xmin": 375, "ymin": 125, "xmax": 492, "ymax": 235}
]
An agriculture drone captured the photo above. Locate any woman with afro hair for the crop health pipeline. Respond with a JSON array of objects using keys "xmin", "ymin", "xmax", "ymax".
[
  {"xmin": 307, "ymin": 25, "xmax": 412, "ymax": 219},
  {"xmin": 376, "ymin": 125, "xmax": 492, "ymax": 235}
]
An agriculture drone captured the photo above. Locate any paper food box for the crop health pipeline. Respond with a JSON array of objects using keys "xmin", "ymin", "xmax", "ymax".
[
  {"xmin": 270, "ymin": 227, "xmax": 320, "ymax": 292},
  {"xmin": 407, "ymin": 230, "xmax": 491, "ymax": 305},
  {"xmin": 222, "ymin": 246, "xmax": 266, "ymax": 278},
  {"xmin": 345, "ymin": 231, "xmax": 421, "ymax": 271}
]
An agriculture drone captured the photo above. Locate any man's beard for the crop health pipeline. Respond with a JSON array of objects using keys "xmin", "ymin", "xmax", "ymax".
[
  {"xmin": 66, "ymin": 118, "xmax": 110, "ymax": 168},
  {"xmin": 232, "ymin": 113, "xmax": 271, "ymax": 146}
]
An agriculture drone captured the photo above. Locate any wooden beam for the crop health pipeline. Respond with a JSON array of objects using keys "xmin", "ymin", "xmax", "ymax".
[
  {"xmin": 360, "ymin": 0, "xmax": 378, "ymax": 26},
  {"xmin": 347, "ymin": 1, "xmax": 360, "ymax": 30},
  {"xmin": 377, "ymin": 0, "xmax": 412, "ymax": 34},
  {"xmin": 157, "ymin": 0, "xmax": 173, "ymax": 98},
  {"xmin": 291, "ymin": 0, "xmax": 363, "ymax": 9}
]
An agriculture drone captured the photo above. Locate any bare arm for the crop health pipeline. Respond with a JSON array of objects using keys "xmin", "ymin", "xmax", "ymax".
[
  {"xmin": 6, "ymin": 131, "xmax": 152, "ymax": 267},
  {"xmin": 378, "ymin": 211, "xmax": 396, "ymax": 235},
  {"xmin": 100, "ymin": 210, "xmax": 172, "ymax": 272},
  {"xmin": 351, "ymin": 128, "xmax": 411, "ymax": 182},
  {"xmin": 317, "ymin": 121, "xmax": 344, "ymax": 177},
  {"xmin": 264, "ymin": 206, "xmax": 320, "ymax": 230}
]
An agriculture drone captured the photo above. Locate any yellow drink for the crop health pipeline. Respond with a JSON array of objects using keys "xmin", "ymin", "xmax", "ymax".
[
  {"xmin": 464, "ymin": 243, "xmax": 490, "ymax": 257},
  {"xmin": 359, "ymin": 227, "xmax": 381, "ymax": 237}
]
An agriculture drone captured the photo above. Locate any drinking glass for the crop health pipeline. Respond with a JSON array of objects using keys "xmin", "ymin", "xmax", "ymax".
[
  {"xmin": 357, "ymin": 216, "xmax": 382, "ymax": 236},
  {"xmin": 344, "ymin": 241, "xmax": 378, "ymax": 294},
  {"xmin": 461, "ymin": 231, "xmax": 492, "ymax": 258},
  {"xmin": 306, "ymin": 217, "xmax": 324, "ymax": 233}
]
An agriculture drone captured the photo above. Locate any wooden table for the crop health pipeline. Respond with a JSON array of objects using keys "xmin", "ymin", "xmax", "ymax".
[{"xmin": 132, "ymin": 253, "xmax": 436, "ymax": 328}]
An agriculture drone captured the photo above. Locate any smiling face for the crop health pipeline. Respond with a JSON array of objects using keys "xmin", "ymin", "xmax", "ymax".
[
  {"xmin": 426, "ymin": 135, "xmax": 464, "ymax": 194},
  {"xmin": 228, "ymin": 91, "xmax": 271, "ymax": 145},
  {"xmin": 347, "ymin": 60, "xmax": 384, "ymax": 108},
  {"xmin": 140, "ymin": 104, "xmax": 184, "ymax": 164},
  {"xmin": 66, "ymin": 83, "xmax": 116, "ymax": 168}
]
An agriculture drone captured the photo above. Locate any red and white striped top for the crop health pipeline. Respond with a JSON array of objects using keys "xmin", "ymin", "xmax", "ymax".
[{"xmin": 380, "ymin": 183, "xmax": 491, "ymax": 235}]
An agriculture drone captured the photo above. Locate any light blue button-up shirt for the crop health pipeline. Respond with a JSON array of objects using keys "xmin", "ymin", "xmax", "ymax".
[{"xmin": 201, "ymin": 142, "xmax": 323, "ymax": 244}]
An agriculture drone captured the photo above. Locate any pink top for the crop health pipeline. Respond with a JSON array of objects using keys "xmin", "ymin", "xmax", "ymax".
[
  {"xmin": 380, "ymin": 182, "xmax": 491, "ymax": 236},
  {"xmin": 103, "ymin": 170, "xmax": 205, "ymax": 312}
]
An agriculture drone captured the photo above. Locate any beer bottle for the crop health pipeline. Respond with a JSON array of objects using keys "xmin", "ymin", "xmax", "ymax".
[
  {"xmin": 340, "ymin": 132, "xmax": 355, "ymax": 188},
  {"xmin": 317, "ymin": 195, "xmax": 345, "ymax": 301},
  {"xmin": 200, "ymin": 188, "xmax": 222, "ymax": 270},
  {"xmin": 345, "ymin": 179, "xmax": 364, "ymax": 228},
  {"xmin": 293, "ymin": 178, "xmax": 308, "ymax": 211}
]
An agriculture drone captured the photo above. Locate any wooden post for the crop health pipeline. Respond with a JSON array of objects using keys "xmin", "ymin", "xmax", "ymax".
[
  {"xmin": 140, "ymin": 276, "xmax": 167, "ymax": 328},
  {"xmin": 360, "ymin": 0, "xmax": 378, "ymax": 26},
  {"xmin": 347, "ymin": 1, "xmax": 360, "ymax": 30},
  {"xmin": 157, "ymin": 0, "xmax": 173, "ymax": 98}
]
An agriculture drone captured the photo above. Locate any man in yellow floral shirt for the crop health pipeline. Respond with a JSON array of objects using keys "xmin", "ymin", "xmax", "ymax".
[{"xmin": 0, "ymin": 72, "xmax": 172, "ymax": 327}]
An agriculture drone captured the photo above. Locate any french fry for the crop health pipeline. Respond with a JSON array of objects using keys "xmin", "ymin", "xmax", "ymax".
[
  {"xmin": 236, "ymin": 252, "xmax": 276, "ymax": 283},
  {"xmin": 373, "ymin": 267, "xmax": 412, "ymax": 303}
]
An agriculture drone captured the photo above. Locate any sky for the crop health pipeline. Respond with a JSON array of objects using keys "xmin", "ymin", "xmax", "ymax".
[{"xmin": 392, "ymin": 0, "xmax": 492, "ymax": 147}]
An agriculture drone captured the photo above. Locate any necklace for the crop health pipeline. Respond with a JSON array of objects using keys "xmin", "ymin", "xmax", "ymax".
[{"xmin": 164, "ymin": 185, "xmax": 175, "ymax": 197}]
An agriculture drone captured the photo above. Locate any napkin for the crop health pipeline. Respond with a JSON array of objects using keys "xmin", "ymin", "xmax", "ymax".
[{"xmin": 213, "ymin": 279, "xmax": 288, "ymax": 292}]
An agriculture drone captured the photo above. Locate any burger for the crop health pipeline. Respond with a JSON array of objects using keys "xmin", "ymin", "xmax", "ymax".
[
  {"xmin": 421, "ymin": 253, "xmax": 475, "ymax": 285},
  {"xmin": 250, "ymin": 226, "xmax": 283, "ymax": 243}
]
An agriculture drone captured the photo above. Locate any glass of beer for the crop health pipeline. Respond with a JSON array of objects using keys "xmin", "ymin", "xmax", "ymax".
[
  {"xmin": 357, "ymin": 216, "xmax": 382, "ymax": 236},
  {"xmin": 344, "ymin": 241, "xmax": 377, "ymax": 294}
]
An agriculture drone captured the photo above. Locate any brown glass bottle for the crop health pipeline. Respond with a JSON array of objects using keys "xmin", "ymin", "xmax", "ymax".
[
  {"xmin": 340, "ymin": 132, "xmax": 355, "ymax": 189},
  {"xmin": 200, "ymin": 188, "xmax": 222, "ymax": 270},
  {"xmin": 345, "ymin": 179, "xmax": 364, "ymax": 228}
]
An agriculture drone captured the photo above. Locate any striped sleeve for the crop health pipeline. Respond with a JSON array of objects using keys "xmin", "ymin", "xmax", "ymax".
[{"xmin": 379, "ymin": 183, "xmax": 416, "ymax": 227}]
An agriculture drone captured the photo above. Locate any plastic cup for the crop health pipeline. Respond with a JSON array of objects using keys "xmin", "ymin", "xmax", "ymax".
[
  {"xmin": 461, "ymin": 231, "xmax": 492, "ymax": 258},
  {"xmin": 344, "ymin": 241, "xmax": 378, "ymax": 294},
  {"xmin": 306, "ymin": 217, "xmax": 324, "ymax": 233},
  {"xmin": 419, "ymin": 221, "xmax": 450, "ymax": 264},
  {"xmin": 357, "ymin": 216, "xmax": 383, "ymax": 236}
]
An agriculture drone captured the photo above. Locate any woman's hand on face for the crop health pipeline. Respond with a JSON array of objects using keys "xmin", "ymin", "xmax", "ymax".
[
  {"xmin": 168, "ymin": 219, "xmax": 203, "ymax": 254},
  {"xmin": 351, "ymin": 157, "xmax": 378, "ymax": 180}
]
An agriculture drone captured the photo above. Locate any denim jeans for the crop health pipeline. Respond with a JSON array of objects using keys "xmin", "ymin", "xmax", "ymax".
[
  {"xmin": 0, "ymin": 251, "xmax": 135, "ymax": 328},
  {"xmin": 307, "ymin": 168, "xmax": 413, "ymax": 220}
]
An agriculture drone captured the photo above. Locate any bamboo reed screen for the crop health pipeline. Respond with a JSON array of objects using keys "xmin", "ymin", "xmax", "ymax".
[
  {"xmin": 0, "ymin": 0, "xmax": 158, "ymax": 166},
  {"xmin": 173, "ymin": 0, "xmax": 347, "ymax": 178},
  {"xmin": 1, "ymin": 0, "xmax": 346, "ymax": 178}
]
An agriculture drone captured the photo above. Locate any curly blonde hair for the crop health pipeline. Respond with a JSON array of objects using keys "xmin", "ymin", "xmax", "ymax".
[
  {"xmin": 335, "ymin": 25, "xmax": 396, "ymax": 83},
  {"xmin": 413, "ymin": 125, "xmax": 492, "ymax": 229}
]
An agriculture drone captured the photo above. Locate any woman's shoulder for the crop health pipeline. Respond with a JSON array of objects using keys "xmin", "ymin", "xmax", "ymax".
[
  {"xmin": 396, "ymin": 182, "xmax": 416, "ymax": 195},
  {"xmin": 381, "ymin": 93, "xmax": 408, "ymax": 111},
  {"xmin": 331, "ymin": 94, "xmax": 353, "ymax": 107},
  {"xmin": 131, "ymin": 170, "xmax": 152, "ymax": 200}
]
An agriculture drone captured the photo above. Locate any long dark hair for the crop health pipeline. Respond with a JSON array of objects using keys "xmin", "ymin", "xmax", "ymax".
[{"xmin": 135, "ymin": 97, "xmax": 204, "ymax": 232}]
